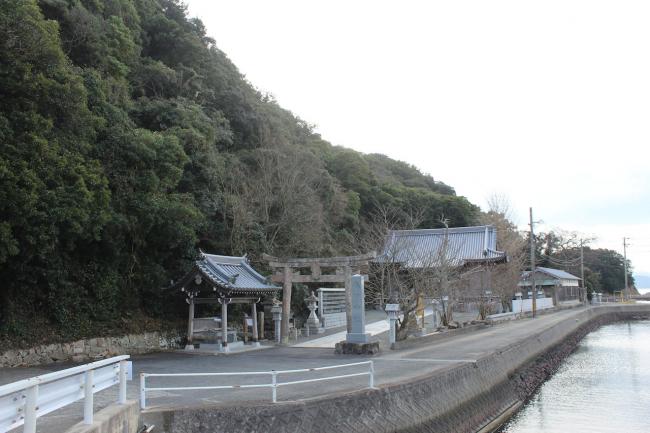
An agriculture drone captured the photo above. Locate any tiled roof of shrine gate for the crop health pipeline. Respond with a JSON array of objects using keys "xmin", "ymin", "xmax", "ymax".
[
  {"xmin": 376, "ymin": 225, "xmax": 508, "ymax": 268},
  {"xmin": 194, "ymin": 253, "xmax": 280, "ymax": 294}
]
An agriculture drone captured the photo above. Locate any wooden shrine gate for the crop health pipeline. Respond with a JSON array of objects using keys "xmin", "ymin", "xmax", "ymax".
[{"xmin": 263, "ymin": 253, "xmax": 375, "ymax": 344}]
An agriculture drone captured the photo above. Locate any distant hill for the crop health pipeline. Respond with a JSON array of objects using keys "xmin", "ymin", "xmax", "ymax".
[{"xmin": 0, "ymin": 0, "xmax": 479, "ymax": 344}]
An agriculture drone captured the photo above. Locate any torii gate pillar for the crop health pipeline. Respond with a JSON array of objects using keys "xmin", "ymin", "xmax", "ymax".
[
  {"xmin": 281, "ymin": 266, "xmax": 292, "ymax": 344},
  {"xmin": 264, "ymin": 253, "xmax": 375, "ymax": 344}
]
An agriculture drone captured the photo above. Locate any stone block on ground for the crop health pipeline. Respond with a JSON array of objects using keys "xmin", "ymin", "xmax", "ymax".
[{"xmin": 335, "ymin": 340, "xmax": 380, "ymax": 355}]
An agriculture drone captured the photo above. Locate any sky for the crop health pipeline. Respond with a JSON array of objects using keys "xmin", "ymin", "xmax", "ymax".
[{"xmin": 185, "ymin": 0, "xmax": 650, "ymax": 280}]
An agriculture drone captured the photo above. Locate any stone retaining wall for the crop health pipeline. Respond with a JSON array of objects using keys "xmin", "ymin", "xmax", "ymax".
[
  {"xmin": 143, "ymin": 305, "xmax": 650, "ymax": 433},
  {"xmin": 0, "ymin": 331, "xmax": 183, "ymax": 367}
]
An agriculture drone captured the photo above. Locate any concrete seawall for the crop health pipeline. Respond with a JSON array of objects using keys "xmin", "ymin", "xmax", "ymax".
[{"xmin": 143, "ymin": 305, "xmax": 650, "ymax": 433}]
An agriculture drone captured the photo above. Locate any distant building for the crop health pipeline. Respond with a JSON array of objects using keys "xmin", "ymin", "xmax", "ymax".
[
  {"xmin": 378, "ymin": 225, "xmax": 508, "ymax": 267},
  {"xmin": 376, "ymin": 225, "xmax": 508, "ymax": 298},
  {"xmin": 518, "ymin": 267, "xmax": 581, "ymax": 305}
]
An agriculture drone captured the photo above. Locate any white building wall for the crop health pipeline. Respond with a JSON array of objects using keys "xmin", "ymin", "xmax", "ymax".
[{"xmin": 512, "ymin": 297, "xmax": 554, "ymax": 313}]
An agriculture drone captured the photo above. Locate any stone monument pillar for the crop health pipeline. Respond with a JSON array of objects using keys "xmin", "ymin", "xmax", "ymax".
[
  {"xmin": 335, "ymin": 274, "xmax": 379, "ymax": 354},
  {"xmin": 347, "ymin": 275, "xmax": 370, "ymax": 343}
]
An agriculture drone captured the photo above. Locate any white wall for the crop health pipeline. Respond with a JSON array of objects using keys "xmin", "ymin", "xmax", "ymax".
[{"xmin": 512, "ymin": 298, "xmax": 554, "ymax": 313}]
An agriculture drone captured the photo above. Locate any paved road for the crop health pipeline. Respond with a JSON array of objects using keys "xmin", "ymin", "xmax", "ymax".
[{"xmin": 2, "ymin": 307, "xmax": 591, "ymax": 433}]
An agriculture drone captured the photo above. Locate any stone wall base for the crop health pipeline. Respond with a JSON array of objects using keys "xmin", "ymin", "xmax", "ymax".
[{"xmin": 0, "ymin": 331, "xmax": 183, "ymax": 367}]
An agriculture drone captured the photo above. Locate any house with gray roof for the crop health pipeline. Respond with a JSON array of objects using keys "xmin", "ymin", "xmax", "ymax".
[
  {"xmin": 377, "ymin": 225, "xmax": 508, "ymax": 268},
  {"xmin": 519, "ymin": 266, "xmax": 582, "ymax": 304},
  {"xmin": 375, "ymin": 225, "xmax": 508, "ymax": 300}
]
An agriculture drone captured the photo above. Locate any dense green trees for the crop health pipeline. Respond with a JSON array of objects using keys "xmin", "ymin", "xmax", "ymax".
[
  {"xmin": 580, "ymin": 248, "xmax": 634, "ymax": 294},
  {"xmin": 1, "ymin": 0, "xmax": 113, "ymax": 337},
  {"xmin": 0, "ymin": 0, "xmax": 477, "ymax": 343},
  {"xmin": 533, "ymin": 231, "xmax": 634, "ymax": 293}
]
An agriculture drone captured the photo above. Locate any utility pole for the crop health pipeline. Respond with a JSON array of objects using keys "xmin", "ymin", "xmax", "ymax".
[
  {"xmin": 580, "ymin": 239, "xmax": 585, "ymax": 304},
  {"xmin": 529, "ymin": 207, "xmax": 536, "ymax": 318},
  {"xmin": 623, "ymin": 237, "xmax": 629, "ymax": 300}
]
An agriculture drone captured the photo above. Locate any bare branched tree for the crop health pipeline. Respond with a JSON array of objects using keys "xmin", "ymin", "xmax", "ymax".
[
  {"xmin": 365, "ymin": 210, "xmax": 464, "ymax": 339},
  {"xmin": 486, "ymin": 193, "xmax": 517, "ymax": 222},
  {"xmin": 426, "ymin": 218, "xmax": 465, "ymax": 326},
  {"xmin": 222, "ymin": 147, "xmax": 347, "ymax": 257},
  {"xmin": 480, "ymin": 196, "xmax": 526, "ymax": 312},
  {"xmin": 359, "ymin": 203, "xmax": 424, "ymax": 312}
]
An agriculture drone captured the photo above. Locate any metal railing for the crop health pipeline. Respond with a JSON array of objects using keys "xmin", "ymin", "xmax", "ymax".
[
  {"xmin": 140, "ymin": 360, "xmax": 374, "ymax": 408},
  {"xmin": 0, "ymin": 355, "xmax": 130, "ymax": 433}
]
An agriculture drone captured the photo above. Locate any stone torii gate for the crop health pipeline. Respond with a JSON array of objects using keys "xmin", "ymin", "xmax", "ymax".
[{"xmin": 263, "ymin": 252, "xmax": 376, "ymax": 344}]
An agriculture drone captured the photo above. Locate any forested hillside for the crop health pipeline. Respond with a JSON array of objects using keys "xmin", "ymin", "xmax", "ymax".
[
  {"xmin": 0, "ymin": 0, "xmax": 478, "ymax": 343},
  {"xmin": 533, "ymin": 231, "xmax": 635, "ymax": 294}
]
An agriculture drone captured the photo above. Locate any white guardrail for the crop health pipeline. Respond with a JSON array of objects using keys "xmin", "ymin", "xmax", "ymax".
[
  {"xmin": 0, "ymin": 355, "xmax": 131, "ymax": 433},
  {"xmin": 140, "ymin": 360, "xmax": 374, "ymax": 408}
]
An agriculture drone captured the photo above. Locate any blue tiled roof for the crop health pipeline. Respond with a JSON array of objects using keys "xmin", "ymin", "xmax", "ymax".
[
  {"xmin": 376, "ymin": 225, "xmax": 507, "ymax": 267},
  {"xmin": 196, "ymin": 253, "xmax": 280, "ymax": 294}
]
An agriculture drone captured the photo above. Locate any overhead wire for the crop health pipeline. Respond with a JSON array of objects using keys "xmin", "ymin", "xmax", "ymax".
[{"xmin": 536, "ymin": 253, "xmax": 582, "ymax": 266}]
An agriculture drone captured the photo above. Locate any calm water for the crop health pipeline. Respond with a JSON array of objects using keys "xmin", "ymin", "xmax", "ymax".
[{"xmin": 500, "ymin": 320, "xmax": 650, "ymax": 433}]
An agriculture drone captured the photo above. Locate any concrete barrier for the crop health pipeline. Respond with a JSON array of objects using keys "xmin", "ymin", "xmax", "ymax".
[
  {"xmin": 64, "ymin": 401, "xmax": 140, "ymax": 433},
  {"xmin": 142, "ymin": 305, "xmax": 650, "ymax": 433}
]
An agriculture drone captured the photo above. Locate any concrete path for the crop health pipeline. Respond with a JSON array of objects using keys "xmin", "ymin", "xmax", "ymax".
[
  {"xmin": 2, "ymin": 306, "xmax": 599, "ymax": 433},
  {"xmin": 294, "ymin": 308, "xmax": 432, "ymax": 348},
  {"xmin": 292, "ymin": 318, "xmax": 388, "ymax": 347}
]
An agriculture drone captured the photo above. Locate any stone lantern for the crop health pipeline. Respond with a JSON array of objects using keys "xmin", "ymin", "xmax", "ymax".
[
  {"xmin": 270, "ymin": 299, "xmax": 283, "ymax": 344},
  {"xmin": 385, "ymin": 303, "xmax": 400, "ymax": 346},
  {"xmin": 304, "ymin": 291, "xmax": 324, "ymax": 335}
]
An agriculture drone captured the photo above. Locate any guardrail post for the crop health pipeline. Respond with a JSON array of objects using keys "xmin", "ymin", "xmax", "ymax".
[
  {"xmin": 271, "ymin": 371, "xmax": 277, "ymax": 403},
  {"xmin": 368, "ymin": 361, "xmax": 374, "ymax": 388},
  {"xmin": 83, "ymin": 370, "xmax": 94, "ymax": 424},
  {"xmin": 140, "ymin": 373, "xmax": 146, "ymax": 409},
  {"xmin": 119, "ymin": 361, "xmax": 128, "ymax": 404},
  {"xmin": 23, "ymin": 383, "xmax": 38, "ymax": 433}
]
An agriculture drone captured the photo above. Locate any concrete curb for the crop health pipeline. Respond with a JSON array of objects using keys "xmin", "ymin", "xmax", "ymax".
[
  {"xmin": 64, "ymin": 400, "xmax": 140, "ymax": 433},
  {"xmin": 391, "ymin": 323, "xmax": 490, "ymax": 350}
]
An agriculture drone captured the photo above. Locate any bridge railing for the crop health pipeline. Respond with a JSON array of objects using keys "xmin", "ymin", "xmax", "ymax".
[
  {"xmin": 139, "ymin": 360, "xmax": 374, "ymax": 408},
  {"xmin": 0, "ymin": 355, "xmax": 130, "ymax": 433}
]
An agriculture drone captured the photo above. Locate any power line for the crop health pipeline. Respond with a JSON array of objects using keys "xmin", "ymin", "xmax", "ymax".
[
  {"xmin": 535, "ymin": 254, "xmax": 582, "ymax": 266},
  {"xmin": 526, "ymin": 256, "xmax": 580, "ymax": 265}
]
